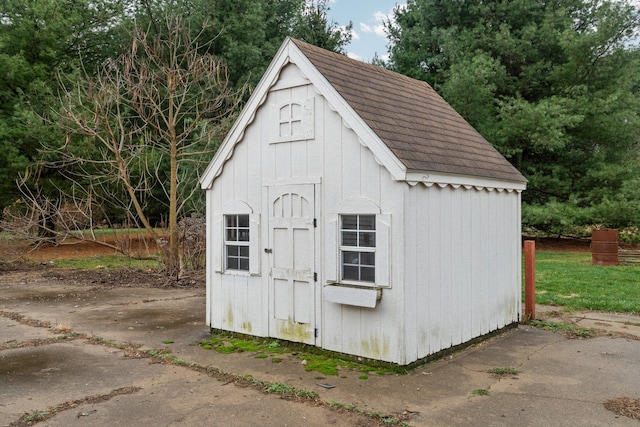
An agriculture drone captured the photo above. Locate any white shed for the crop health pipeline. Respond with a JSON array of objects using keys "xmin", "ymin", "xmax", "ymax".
[{"xmin": 200, "ymin": 38, "xmax": 527, "ymax": 365}]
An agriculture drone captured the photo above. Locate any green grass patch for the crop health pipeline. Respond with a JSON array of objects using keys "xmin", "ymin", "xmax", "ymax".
[
  {"xmin": 266, "ymin": 382, "xmax": 293, "ymax": 394},
  {"xmin": 526, "ymin": 251, "xmax": 640, "ymax": 314},
  {"xmin": 162, "ymin": 340, "xmax": 174, "ymax": 345},
  {"xmin": 487, "ymin": 367, "xmax": 518, "ymax": 376},
  {"xmin": 197, "ymin": 331, "xmax": 405, "ymax": 376},
  {"xmin": 358, "ymin": 374, "xmax": 369, "ymax": 380},
  {"xmin": 529, "ymin": 320, "xmax": 594, "ymax": 338},
  {"xmin": 51, "ymin": 254, "xmax": 159, "ymax": 270}
]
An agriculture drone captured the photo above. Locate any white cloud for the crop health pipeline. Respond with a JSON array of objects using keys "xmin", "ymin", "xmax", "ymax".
[
  {"xmin": 370, "ymin": 9, "xmax": 395, "ymax": 37},
  {"xmin": 347, "ymin": 52, "xmax": 362, "ymax": 61},
  {"xmin": 373, "ymin": 11, "xmax": 388, "ymax": 22},
  {"xmin": 360, "ymin": 22, "xmax": 373, "ymax": 33}
]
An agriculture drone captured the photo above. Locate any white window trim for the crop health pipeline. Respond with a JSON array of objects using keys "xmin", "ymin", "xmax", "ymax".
[
  {"xmin": 325, "ymin": 198, "xmax": 391, "ymax": 289},
  {"xmin": 214, "ymin": 201, "xmax": 260, "ymax": 276}
]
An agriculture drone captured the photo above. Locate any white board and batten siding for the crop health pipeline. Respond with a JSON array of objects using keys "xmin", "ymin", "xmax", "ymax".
[
  {"xmin": 402, "ymin": 184, "xmax": 522, "ymax": 364},
  {"xmin": 320, "ymin": 102, "xmax": 404, "ymax": 364}
]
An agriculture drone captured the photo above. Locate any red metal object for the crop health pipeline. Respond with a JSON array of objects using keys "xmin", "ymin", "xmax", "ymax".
[
  {"xmin": 591, "ymin": 229, "xmax": 619, "ymax": 266},
  {"xmin": 524, "ymin": 240, "xmax": 536, "ymax": 321}
]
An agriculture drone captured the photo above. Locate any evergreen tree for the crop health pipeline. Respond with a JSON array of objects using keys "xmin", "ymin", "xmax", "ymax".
[{"xmin": 388, "ymin": 0, "xmax": 640, "ymax": 233}]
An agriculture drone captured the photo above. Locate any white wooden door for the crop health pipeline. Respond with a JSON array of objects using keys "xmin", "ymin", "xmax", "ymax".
[{"xmin": 268, "ymin": 184, "xmax": 316, "ymax": 345}]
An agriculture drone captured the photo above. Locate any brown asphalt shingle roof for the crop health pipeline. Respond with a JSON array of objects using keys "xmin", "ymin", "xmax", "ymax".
[{"xmin": 292, "ymin": 39, "xmax": 526, "ymax": 183}]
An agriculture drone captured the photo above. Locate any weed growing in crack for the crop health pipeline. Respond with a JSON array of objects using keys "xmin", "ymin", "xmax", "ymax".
[
  {"xmin": 530, "ymin": 320, "xmax": 594, "ymax": 338},
  {"xmin": 487, "ymin": 367, "xmax": 518, "ymax": 376},
  {"xmin": 295, "ymin": 389, "xmax": 319, "ymax": 399},
  {"xmin": 22, "ymin": 410, "xmax": 49, "ymax": 423},
  {"xmin": 266, "ymin": 382, "xmax": 293, "ymax": 394}
]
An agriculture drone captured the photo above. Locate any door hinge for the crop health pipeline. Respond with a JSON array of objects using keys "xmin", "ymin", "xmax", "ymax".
[
  {"xmin": 314, "ymin": 328, "xmax": 318, "ymax": 338},
  {"xmin": 313, "ymin": 272, "xmax": 318, "ymax": 282},
  {"xmin": 313, "ymin": 218, "xmax": 317, "ymax": 228}
]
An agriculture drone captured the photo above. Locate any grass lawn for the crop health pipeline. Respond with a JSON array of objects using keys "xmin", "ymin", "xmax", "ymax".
[{"xmin": 528, "ymin": 251, "xmax": 640, "ymax": 314}]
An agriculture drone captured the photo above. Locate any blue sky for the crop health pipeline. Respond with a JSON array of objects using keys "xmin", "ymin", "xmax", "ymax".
[{"xmin": 325, "ymin": 0, "xmax": 406, "ymax": 63}]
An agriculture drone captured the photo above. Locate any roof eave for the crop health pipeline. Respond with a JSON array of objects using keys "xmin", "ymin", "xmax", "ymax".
[
  {"xmin": 200, "ymin": 38, "xmax": 297, "ymax": 189},
  {"xmin": 405, "ymin": 170, "xmax": 527, "ymax": 192}
]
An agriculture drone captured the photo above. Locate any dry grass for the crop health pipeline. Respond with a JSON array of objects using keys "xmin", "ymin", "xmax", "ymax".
[{"xmin": 603, "ymin": 397, "xmax": 640, "ymax": 420}]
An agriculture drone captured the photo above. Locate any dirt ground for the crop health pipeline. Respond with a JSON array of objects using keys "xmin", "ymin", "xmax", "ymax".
[{"xmin": 22, "ymin": 235, "xmax": 161, "ymax": 261}]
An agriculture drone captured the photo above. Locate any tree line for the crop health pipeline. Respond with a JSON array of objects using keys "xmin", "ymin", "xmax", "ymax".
[
  {"xmin": 387, "ymin": 0, "xmax": 640, "ymax": 236},
  {"xmin": 0, "ymin": 0, "xmax": 352, "ymax": 275},
  {"xmin": 1, "ymin": 0, "xmax": 639, "ymax": 275}
]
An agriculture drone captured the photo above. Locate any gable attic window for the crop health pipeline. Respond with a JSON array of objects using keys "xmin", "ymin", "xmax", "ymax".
[
  {"xmin": 340, "ymin": 215, "xmax": 376, "ymax": 282},
  {"xmin": 225, "ymin": 214, "xmax": 250, "ymax": 271},
  {"xmin": 272, "ymin": 98, "xmax": 314, "ymax": 143}
]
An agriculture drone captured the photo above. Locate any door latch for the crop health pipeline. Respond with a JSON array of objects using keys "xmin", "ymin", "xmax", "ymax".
[{"xmin": 264, "ymin": 248, "xmax": 273, "ymax": 253}]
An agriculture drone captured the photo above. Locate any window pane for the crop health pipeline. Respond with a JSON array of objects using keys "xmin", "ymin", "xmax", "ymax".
[
  {"xmin": 291, "ymin": 103, "xmax": 302, "ymax": 118},
  {"xmin": 359, "ymin": 215, "xmax": 375, "ymax": 230},
  {"xmin": 342, "ymin": 231, "xmax": 358, "ymax": 246},
  {"xmin": 226, "ymin": 229, "xmax": 237, "ymax": 241},
  {"xmin": 227, "ymin": 245, "xmax": 239, "ymax": 256},
  {"xmin": 343, "ymin": 265, "xmax": 359, "ymax": 281},
  {"xmin": 238, "ymin": 215, "xmax": 249, "ymax": 227},
  {"xmin": 239, "ymin": 258, "xmax": 249, "ymax": 271},
  {"xmin": 360, "ymin": 266, "xmax": 375, "ymax": 282},
  {"xmin": 238, "ymin": 229, "xmax": 249, "ymax": 242},
  {"xmin": 360, "ymin": 252, "xmax": 375, "ymax": 266},
  {"xmin": 342, "ymin": 215, "xmax": 358, "ymax": 230},
  {"xmin": 280, "ymin": 104, "xmax": 290, "ymax": 120},
  {"xmin": 359, "ymin": 232, "xmax": 375, "ymax": 247},
  {"xmin": 226, "ymin": 215, "xmax": 237, "ymax": 228},
  {"xmin": 227, "ymin": 257, "xmax": 238, "ymax": 270},
  {"xmin": 239, "ymin": 246, "xmax": 249, "ymax": 257},
  {"xmin": 342, "ymin": 251, "xmax": 360, "ymax": 265},
  {"xmin": 291, "ymin": 120, "xmax": 302, "ymax": 135}
]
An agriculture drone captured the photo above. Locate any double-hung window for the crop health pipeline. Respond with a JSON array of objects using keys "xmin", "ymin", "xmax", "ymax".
[
  {"xmin": 340, "ymin": 214, "xmax": 376, "ymax": 282},
  {"xmin": 225, "ymin": 214, "xmax": 250, "ymax": 271}
]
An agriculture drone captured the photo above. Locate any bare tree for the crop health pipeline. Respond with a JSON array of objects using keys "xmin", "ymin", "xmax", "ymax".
[{"xmin": 9, "ymin": 16, "xmax": 242, "ymax": 276}]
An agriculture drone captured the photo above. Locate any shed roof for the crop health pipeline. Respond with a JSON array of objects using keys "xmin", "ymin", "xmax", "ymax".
[{"xmin": 291, "ymin": 39, "xmax": 526, "ymax": 183}]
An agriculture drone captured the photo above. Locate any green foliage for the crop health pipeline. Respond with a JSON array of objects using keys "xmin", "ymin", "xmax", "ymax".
[
  {"xmin": 528, "ymin": 251, "xmax": 640, "ymax": 313},
  {"xmin": 1, "ymin": 0, "xmax": 355, "ymax": 225},
  {"xmin": 295, "ymin": 389, "xmax": 319, "ymax": 399},
  {"xmin": 0, "ymin": 0, "xmax": 124, "ymax": 211},
  {"xmin": 487, "ymin": 367, "xmax": 519, "ymax": 376},
  {"xmin": 159, "ymin": 0, "xmax": 353, "ymax": 90},
  {"xmin": 529, "ymin": 320, "xmax": 594, "ymax": 338},
  {"xmin": 389, "ymin": 0, "xmax": 640, "ymax": 233},
  {"xmin": 266, "ymin": 382, "xmax": 293, "ymax": 394},
  {"xmin": 197, "ymin": 331, "xmax": 405, "ymax": 376},
  {"xmin": 290, "ymin": 0, "xmax": 353, "ymax": 54}
]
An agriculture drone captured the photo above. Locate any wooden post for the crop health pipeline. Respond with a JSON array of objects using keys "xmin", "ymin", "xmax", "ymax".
[{"xmin": 524, "ymin": 240, "xmax": 536, "ymax": 321}]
